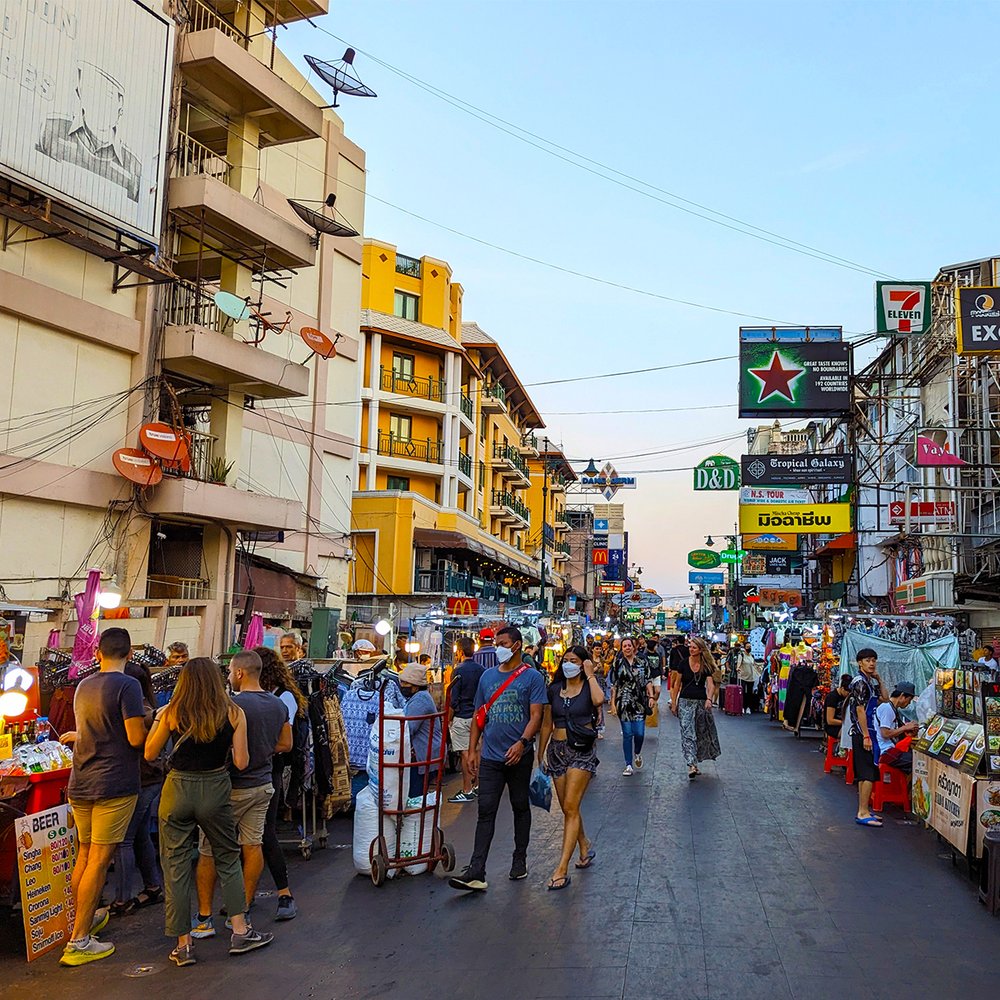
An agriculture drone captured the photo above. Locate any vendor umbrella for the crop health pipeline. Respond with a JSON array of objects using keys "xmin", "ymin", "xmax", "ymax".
[
  {"xmin": 69, "ymin": 568, "xmax": 101, "ymax": 680},
  {"xmin": 242, "ymin": 612, "xmax": 264, "ymax": 650}
]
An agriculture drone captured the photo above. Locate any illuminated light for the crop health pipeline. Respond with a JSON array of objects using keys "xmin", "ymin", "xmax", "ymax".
[
  {"xmin": 98, "ymin": 576, "xmax": 122, "ymax": 609},
  {"xmin": 0, "ymin": 685, "xmax": 28, "ymax": 718},
  {"xmin": 374, "ymin": 619, "xmax": 392, "ymax": 636},
  {"xmin": 404, "ymin": 640, "xmax": 420, "ymax": 654},
  {"xmin": 3, "ymin": 666, "xmax": 34, "ymax": 692}
]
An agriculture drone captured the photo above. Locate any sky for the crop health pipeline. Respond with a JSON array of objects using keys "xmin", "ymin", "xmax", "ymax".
[{"xmin": 283, "ymin": 0, "xmax": 996, "ymax": 600}]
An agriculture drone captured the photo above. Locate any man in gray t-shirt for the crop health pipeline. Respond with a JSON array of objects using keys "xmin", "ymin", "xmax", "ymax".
[{"xmin": 194, "ymin": 650, "xmax": 291, "ymax": 929}]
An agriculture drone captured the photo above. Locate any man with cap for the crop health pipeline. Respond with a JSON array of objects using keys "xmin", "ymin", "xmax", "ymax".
[
  {"xmin": 848, "ymin": 647, "xmax": 889, "ymax": 827},
  {"xmin": 474, "ymin": 628, "xmax": 499, "ymax": 672},
  {"xmin": 874, "ymin": 682, "xmax": 918, "ymax": 774},
  {"xmin": 398, "ymin": 664, "xmax": 444, "ymax": 799}
]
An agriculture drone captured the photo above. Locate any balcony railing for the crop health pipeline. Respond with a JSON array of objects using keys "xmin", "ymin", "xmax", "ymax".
[
  {"xmin": 189, "ymin": 0, "xmax": 250, "ymax": 46},
  {"xmin": 520, "ymin": 432, "xmax": 538, "ymax": 453},
  {"xmin": 557, "ymin": 540, "xmax": 572, "ymax": 555},
  {"xmin": 492, "ymin": 442, "xmax": 529, "ymax": 478},
  {"xmin": 395, "ymin": 254, "xmax": 422, "ymax": 278},
  {"xmin": 483, "ymin": 382, "xmax": 506, "ymax": 406},
  {"xmin": 460, "ymin": 391, "xmax": 473, "ymax": 420},
  {"xmin": 147, "ymin": 574, "xmax": 210, "ymax": 616},
  {"xmin": 458, "ymin": 451, "xmax": 472, "ymax": 477},
  {"xmin": 491, "ymin": 490, "xmax": 529, "ymax": 523},
  {"xmin": 377, "ymin": 431, "xmax": 443, "ymax": 464},
  {"xmin": 173, "ymin": 130, "xmax": 232, "ymax": 183},
  {"xmin": 164, "ymin": 280, "xmax": 229, "ymax": 333},
  {"xmin": 161, "ymin": 429, "xmax": 216, "ymax": 483},
  {"xmin": 379, "ymin": 367, "xmax": 446, "ymax": 402},
  {"xmin": 413, "ymin": 568, "xmax": 529, "ymax": 606}
]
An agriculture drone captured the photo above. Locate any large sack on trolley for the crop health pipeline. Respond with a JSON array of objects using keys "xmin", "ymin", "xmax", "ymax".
[
  {"xmin": 351, "ymin": 785, "xmax": 398, "ymax": 878},
  {"xmin": 367, "ymin": 714, "xmax": 411, "ymax": 811},
  {"xmin": 399, "ymin": 790, "xmax": 437, "ymax": 875}
]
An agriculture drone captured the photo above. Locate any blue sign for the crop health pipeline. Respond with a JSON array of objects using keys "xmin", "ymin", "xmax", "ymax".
[
  {"xmin": 608, "ymin": 549, "xmax": 624, "ymax": 567},
  {"xmin": 594, "ymin": 518, "xmax": 609, "ymax": 532},
  {"xmin": 689, "ymin": 571, "xmax": 725, "ymax": 585}
]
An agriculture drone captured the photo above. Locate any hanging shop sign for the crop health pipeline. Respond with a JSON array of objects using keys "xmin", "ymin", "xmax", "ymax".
[
  {"xmin": 742, "ymin": 532, "xmax": 799, "ymax": 552},
  {"xmin": 594, "ymin": 518, "xmax": 609, "ymax": 532},
  {"xmin": 875, "ymin": 281, "xmax": 933, "ymax": 335},
  {"xmin": 763, "ymin": 552, "xmax": 802, "ymax": 575},
  {"xmin": 689, "ymin": 571, "xmax": 725, "ymax": 585},
  {"xmin": 687, "ymin": 549, "xmax": 722, "ymax": 569},
  {"xmin": 446, "ymin": 597, "xmax": 479, "ymax": 616},
  {"xmin": 956, "ymin": 286, "xmax": 1000, "ymax": 355},
  {"xmin": 592, "ymin": 548, "xmax": 609, "ymax": 565},
  {"xmin": 738, "ymin": 341, "xmax": 852, "ymax": 418},
  {"xmin": 894, "ymin": 576, "xmax": 932, "ymax": 607},
  {"xmin": 888, "ymin": 501, "xmax": 956, "ymax": 525},
  {"xmin": 739, "ymin": 486, "xmax": 812, "ymax": 505},
  {"xmin": 758, "ymin": 588, "xmax": 803, "ymax": 608},
  {"xmin": 620, "ymin": 590, "xmax": 663, "ymax": 610},
  {"xmin": 599, "ymin": 581, "xmax": 625, "ymax": 594},
  {"xmin": 742, "ymin": 554, "xmax": 766, "ymax": 576},
  {"xmin": 915, "ymin": 429, "xmax": 968, "ymax": 467},
  {"xmin": 692, "ymin": 455, "xmax": 740, "ymax": 491},
  {"xmin": 741, "ymin": 453, "xmax": 852, "ymax": 486},
  {"xmin": 580, "ymin": 463, "xmax": 636, "ymax": 501},
  {"xmin": 738, "ymin": 502, "xmax": 851, "ymax": 534},
  {"xmin": 719, "ymin": 549, "xmax": 745, "ymax": 563}
]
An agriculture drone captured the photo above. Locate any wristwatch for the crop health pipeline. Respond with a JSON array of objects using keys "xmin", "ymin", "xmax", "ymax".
[{"xmin": 519, "ymin": 737, "xmax": 531, "ymax": 748}]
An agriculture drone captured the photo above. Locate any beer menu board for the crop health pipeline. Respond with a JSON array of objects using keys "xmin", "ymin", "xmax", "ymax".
[
  {"xmin": 935, "ymin": 668, "xmax": 954, "ymax": 717},
  {"xmin": 982, "ymin": 681, "xmax": 1000, "ymax": 777},
  {"xmin": 917, "ymin": 715, "xmax": 986, "ymax": 775}
]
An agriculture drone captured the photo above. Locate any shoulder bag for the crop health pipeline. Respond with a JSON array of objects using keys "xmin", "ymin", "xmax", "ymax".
[
  {"xmin": 475, "ymin": 664, "xmax": 528, "ymax": 730},
  {"xmin": 562, "ymin": 687, "xmax": 598, "ymax": 752}
]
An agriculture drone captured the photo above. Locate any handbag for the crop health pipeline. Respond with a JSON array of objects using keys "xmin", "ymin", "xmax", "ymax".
[
  {"xmin": 474, "ymin": 664, "xmax": 528, "ymax": 730},
  {"xmin": 562, "ymin": 695, "xmax": 598, "ymax": 752}
]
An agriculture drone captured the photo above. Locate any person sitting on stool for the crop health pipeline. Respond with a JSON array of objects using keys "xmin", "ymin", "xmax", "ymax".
[
  {"xmin": 875, "ymin": 682, "xmax": 918, "ymax": 774},
  {"xmin": 824, "ymin": 674, "xmax": 852, "ymax": 740}
]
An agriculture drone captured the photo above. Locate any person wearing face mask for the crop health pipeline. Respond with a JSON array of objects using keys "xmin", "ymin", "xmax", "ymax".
[
  {"xmin": 449, "ymin": 626, "xmax": 547, "ymax": 893},
  {"xmin": 397, "ymin": 664, "xmax": 444, "ymax": 798},
  {"xmin": 537, "ymin": 646, "xmax": 604, "ymax": 890}
]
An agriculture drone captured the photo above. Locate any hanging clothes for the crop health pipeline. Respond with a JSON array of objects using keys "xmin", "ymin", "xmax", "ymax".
[
  {"xmin": 783, "ymin": 663, "xmax": 819, "ymax": 729},
  {"xmin": 322, "ymin": 688, "xmax": 352, "ymax": 817},
  {"xmin": 777, "ymin": 643, "xmax": 795, "ymax": 716}
]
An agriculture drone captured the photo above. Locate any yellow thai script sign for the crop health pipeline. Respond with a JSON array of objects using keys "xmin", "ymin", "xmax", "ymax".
[{"xmin": 739, "ymin": 502, "xmax": 851, "ymax": 535}]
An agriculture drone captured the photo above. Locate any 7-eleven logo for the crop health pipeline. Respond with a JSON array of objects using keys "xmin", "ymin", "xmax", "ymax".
[{"xmin": 877, "ymin": 282, "xmax": 931, "ymax": 335}]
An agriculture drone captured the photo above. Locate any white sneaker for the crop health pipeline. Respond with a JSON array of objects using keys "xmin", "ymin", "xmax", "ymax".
[
  {"xmin": 634, "ymin": 754, "xmax": 643, "ymax": 770},
  {"xmin": 622, "ymin": 765, "xmax": 633, "ymax": 776}
]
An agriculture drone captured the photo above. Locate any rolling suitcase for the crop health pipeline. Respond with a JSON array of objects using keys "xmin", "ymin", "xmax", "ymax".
[{"xmin": 724, "ymin": 684, "xmax": 743, "ymax": 716}]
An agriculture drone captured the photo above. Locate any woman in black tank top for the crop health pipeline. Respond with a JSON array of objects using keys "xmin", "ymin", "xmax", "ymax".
[{"xmin": 537, "ymin": 646, "xmax": 605, "ymax": 890}]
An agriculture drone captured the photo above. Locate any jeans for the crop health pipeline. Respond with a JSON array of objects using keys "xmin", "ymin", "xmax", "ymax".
[
  {"xmin": 468, "ymin": 754, "xmax": 533, "ymax": 879},
  {"xmin": 262, "ymin": 758, "xmax": 289, "ymax": 893},
  {"xmin": 111, "ymin": 783, "xmax": 162, "ymax": 901},
  {"xmin": 619, "ymin": 718, "xmax": 646, "ymax": 766}
]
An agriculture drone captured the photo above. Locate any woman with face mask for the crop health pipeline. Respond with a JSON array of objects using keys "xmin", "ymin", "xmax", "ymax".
[
  {"xmin": 609, "ymin": 637, "xmax": 655, "ymax": 776},
  {"xmin": 537, "ymin": 646, "xmax": 604, "ymax": 890}
]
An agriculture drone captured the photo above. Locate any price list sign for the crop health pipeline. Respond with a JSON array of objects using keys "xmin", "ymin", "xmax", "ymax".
[{"xmin": 982, "ymin": 681, "xmax": 1000, "ymax": 776}]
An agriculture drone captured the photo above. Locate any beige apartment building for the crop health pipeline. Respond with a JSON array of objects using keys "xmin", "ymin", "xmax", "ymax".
[{"xmin": 0, "ymin": 0, "xmax": 364, "ymax": 658}]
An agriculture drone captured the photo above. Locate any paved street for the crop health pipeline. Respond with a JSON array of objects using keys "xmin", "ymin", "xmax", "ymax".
[{"xmin": 2, "ymin": 708, "xmax": 998, "ymax": 998}]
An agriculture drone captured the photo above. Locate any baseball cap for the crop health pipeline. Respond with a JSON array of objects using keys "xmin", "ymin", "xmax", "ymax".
[
  {"xmin": 479, "ymin": 628, "xmax": 494, "ymax": 640},
  {"xmin": 892, "ymin": 681, "xmax": 916, "ymax": 697}
]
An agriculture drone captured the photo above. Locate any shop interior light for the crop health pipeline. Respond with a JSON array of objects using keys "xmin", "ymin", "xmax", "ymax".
[
  {"xmin": 404, "ymin": 640, "xmax": 420, "ymax": 654},
  {"xmin": 98, "ymin": 576, "xmax": 122, "ymax": 609},
  {"xmin": 0, "ymin": 669, "xmax": 30, "ymax": 718},
  {"xmin": 374, "ymin": 619, "xmax": 392, "ymax": 636},
  {"xmin": 3, "ymin": 665, "xmax": 34, "ymax": 692}
]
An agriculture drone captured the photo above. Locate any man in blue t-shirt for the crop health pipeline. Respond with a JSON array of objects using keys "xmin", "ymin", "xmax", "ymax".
[{"xmin": 449, "ymin": 625, "xmax": 546, "ymax": 893}]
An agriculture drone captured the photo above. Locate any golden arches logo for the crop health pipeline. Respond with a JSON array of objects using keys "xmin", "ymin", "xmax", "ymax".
[{"xmin": 447, "ymin": 597, "xmax": 478, "ymax": 616}]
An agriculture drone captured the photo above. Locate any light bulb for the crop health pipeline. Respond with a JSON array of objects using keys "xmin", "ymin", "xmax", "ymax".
[
  {"xmin": 2, "ymin": 666, "xmax": 33, "ymax": 692},
  {"xmin": 98, "ymin": 576, "xmax": 122, "ymax": 609},
  {"xmin": 0, "ymin": 688, "xmax": 27, "ymax": 718},
  {"xmin": 404, "ymin": 640, "xmax": 420, "ymax": 654},
  {"xmin": 374, "ymin": 619, "xmax": 392, "ymax": 636}
]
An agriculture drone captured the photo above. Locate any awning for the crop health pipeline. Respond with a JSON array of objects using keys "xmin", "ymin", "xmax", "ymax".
[
  {"xmin": 815, "ymin": 532, "xmax": 856, "ymax": 556},
  {"xmin": 413, "ymin": 528, "xmax": 538, "ymax": 580}
]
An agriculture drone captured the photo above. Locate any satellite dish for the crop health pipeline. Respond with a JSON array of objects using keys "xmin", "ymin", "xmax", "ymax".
[
  {"xmin": 113, "ymin": 448, "xmax": 163, "ymax": 487},
  {"xmin": 287, "ymin": 195, "xmax": 360, "ymax": 245},
  {"xmin": 299, "ymin": 327, "xmax": 340, "ymax": 360},
  {"xmin": 139, "ymin": 423, "xmax": 191, "ymax": 470},
  {"xmin": 305, "ymin": 49, "xmax": 377, "ymax": 107},
  {"xmin": 214, "ymin": 291, "xmax": 252, "ymax": 322}
]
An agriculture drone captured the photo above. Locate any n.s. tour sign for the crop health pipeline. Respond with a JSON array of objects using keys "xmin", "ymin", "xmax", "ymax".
[
  {"xmin": 688, "ymin": 549, "xmax": 722, "ymax": 569},
  {"xmin": 693, "ymin": 455, "xmax": 740, "ymax": 491},
  {"xmin": 739, "ymin": 502, "xmax": 852, "ymax": 534}
]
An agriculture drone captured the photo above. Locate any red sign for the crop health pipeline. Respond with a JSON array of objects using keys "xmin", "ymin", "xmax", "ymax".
[
  {"xmin": 446, "ymin": 597, "xmax": 479, "ymax": 616},
  {"xmin": 599, "ymin": 582, "xmax": 625, "ymax": 594},
  {"xmin": 916, "ymin": 434, "xmax": 966, "ymax": 467},
  {"xmin": 759, "ymin": 588, "xmax": 803, "ymax": 608},
  {"xmin": 592, "ymin": 548, "xmax": 609, "ymax": 565},
  {"xmin": 888, "ymin": 501, "xmax": 956, "ymax": 525}
]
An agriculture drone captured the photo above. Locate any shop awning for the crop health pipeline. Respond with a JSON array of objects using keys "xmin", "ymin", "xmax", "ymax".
[
  {"xmin": 413, "ymin": 528, "xmax": 538, "ymax": 580},
  {"xmin": 815, "ymin": 532, "xmax": 856, "ymax": 556}
]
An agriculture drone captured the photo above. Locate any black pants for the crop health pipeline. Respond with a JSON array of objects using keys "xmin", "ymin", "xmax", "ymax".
[
  {"xmin": 740, "ymin": 680, "xmax": 759, "ymax": 713},
  {"xmin": 262, "ymin": 758, "xmax": 288, "ymax": 892},
  {"xmin": 468, "ymin": 754, "xmax": 533, "ymax": 878}
]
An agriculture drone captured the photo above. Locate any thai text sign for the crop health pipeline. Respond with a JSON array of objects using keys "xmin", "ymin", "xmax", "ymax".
[
  {"xmin": 875, "ymin": 281, "xmax": 932, "ymax": 335},
  {"xmin": 887, "ymin": 501, "xmax": 956, "ymax": 524},
  {"xmin": 739, "ymin": 342, "xmax": 852, "ymax": 418},
  {"xmin": 956, "ymin": 286, "xmax": 1000, "ymax": 355},
  {"xmin": 758, "ymin": 589, "xmax": 802, "ymax": 608},
  {"xmin": 17, "ymin": 804, "xmax": 77, "ymax": 961},
  {"xmin": 741, "ymin": 453, "xmax": 852, "ymax": 486},
  {"xmin": 739, "ymin": 503, "xmax": 851, "ymax": 534},
  {"xmin": 931, "ymin": 760, "xmax": 975, "ymax": 854},
  {"xmin": 446, "ymin": 597, "xmax": 479, "ymax": 616},
  {"xmin": 693, "ymin": 455, "xmax": 740, "ymax": 491}
]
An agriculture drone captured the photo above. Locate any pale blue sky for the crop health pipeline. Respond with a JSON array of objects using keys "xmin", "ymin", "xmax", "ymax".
[{"xmin": 285, "ymin": 0, "xmax": 993, "ymax": 600}]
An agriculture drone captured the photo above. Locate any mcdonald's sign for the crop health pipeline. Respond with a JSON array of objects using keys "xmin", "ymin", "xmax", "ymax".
[
  {"xmin": 592, "ymin": 548, "xmax": 609, "ymax": 565},
  {"xmin": 446, "ymin": 597, "xmax": 479, "ymax": 616}
]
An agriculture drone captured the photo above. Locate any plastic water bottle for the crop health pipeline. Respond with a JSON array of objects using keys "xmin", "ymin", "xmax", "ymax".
[{"xmin": 35, "ymin": 717, "xmax": 50, "ymax": 743}]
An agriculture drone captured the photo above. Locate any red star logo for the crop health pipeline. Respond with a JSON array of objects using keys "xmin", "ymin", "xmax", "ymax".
[{"xmin": 749, "ymin": 352, "xmax": 804, "ymax": 404}]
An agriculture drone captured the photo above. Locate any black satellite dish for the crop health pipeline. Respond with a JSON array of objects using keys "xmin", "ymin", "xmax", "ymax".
[
  {"xmin": 287, "ymin": 193, "xmax": 360, "ymax": 246},
  {"xmin": 305, "ymin": 48, "xmax": 377, "ymax": 108}
]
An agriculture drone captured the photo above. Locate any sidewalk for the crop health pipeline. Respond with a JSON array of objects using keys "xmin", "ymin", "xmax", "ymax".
[{"xmin": 1, "ymin": 708, "xmax": 997, "ymax": 998}]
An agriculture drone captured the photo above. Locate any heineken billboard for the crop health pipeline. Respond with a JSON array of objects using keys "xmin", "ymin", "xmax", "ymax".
[
  {"xmin": 738, "ymin": 342, "xmax": 852, "ymax": 418},
  {"xmin": 693, "ymin": 455, "xmax": 740, "ymax": 491}
]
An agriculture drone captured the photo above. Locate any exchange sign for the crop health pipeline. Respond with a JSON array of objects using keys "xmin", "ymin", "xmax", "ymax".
[
  {"xmin": 875, "ymin": 282, "xmax": 932, "ymax": 335},
  {"xmin": 693, "ymin": 455, "xmax": 740, "ymax": 491},
  {"xmin": 742, "ymin": 532, "xmax": 798, "ymax": 551},
  {"xmin": 739, "ymin": 503, "xmax": 851, "ymax": 535},
  {"xmin": 738, "ymin": 342, "xmax": 851, "ymax": 418},
  {"xmin": 688, "ymin": 549, "xmax": 722, "ymax": 569},
  {"xmin": 956, "ymin": 287, "xmax": 1000, "ymax": 355},
  {"xmin": 741, "ymin": 453, "xmax": 852, "ymax": 486}
]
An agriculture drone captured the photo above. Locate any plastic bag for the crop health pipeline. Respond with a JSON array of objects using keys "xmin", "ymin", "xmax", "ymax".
[
  {"xmin": 913, "ymin": 681, "xmax": 936, "ymax": 724},
  {"xmin": 399, "ymin": 790, "xmax": 437, "ymax": 875},
  {"xmin": 529, "ymin": 768, "xmax": 552, "ymax": 811}
]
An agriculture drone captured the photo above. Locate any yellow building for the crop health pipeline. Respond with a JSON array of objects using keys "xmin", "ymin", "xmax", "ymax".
[
  {"xmin": 525, "ymin": 444, "xmax": 577, "ymax": 600},
  {"xmin": 350, "ymin": 240, "xmax": 567, "ymax": 619}
]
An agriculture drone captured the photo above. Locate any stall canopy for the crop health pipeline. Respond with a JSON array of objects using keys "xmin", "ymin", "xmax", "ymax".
[
  {"xmin": 413, "ymin": 528, "xmax": 540, "ymax": 580},
  {"xmin": 840, "ymin": 630, "xmax": 959, "ymax": 693}
]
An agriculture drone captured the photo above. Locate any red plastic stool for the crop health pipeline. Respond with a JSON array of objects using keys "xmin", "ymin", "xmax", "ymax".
[
  {"xmin": 844, "ymin": 750, "xmax": 854, "ymax": 784},
  {"xmin": 824, "ymin": 736, "xmax": 848, "ymax": 773},
  {"xmin": 872, "ymin": 762, "xmax": 910, "ymax": 812}
]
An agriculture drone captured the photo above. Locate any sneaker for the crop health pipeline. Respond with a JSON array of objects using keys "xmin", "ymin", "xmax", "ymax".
[
  {"xmin": 622, "ymin": 765, "xmax": 634, "ymax": 776},
  {"xmin": 448, "ymin": 867, "xmax": 488, "ymax": 892},
  {"xmin": 508, "ymin": 861, "xmax": 528, "ymax": 881},
  {"xmin": 229, "ymin": 926, "xmax": 274, "ymax": 955},
  {"xmin": 224, "ymin": 910, "xmax": 250, "ymax": 931},
  {"xmin": 170, "ymin": 943, "xmax": 196, "ymax": 967},
  {"xmin": 90, "ymin": 906, "xmax": 110, "ymax": 936},
  {"xmin": 634, "ymin": 754, "xmax": 643, "ymax": 770},
  {"xmin": 191, "ymin": 914, "xmax": 216, "ymax": 939},
  {"xmin": 60, "ymin": 936, "xmax": 115, "ymax": 966},
  {"xmin": 275, "ymin": 895, "xmax": 298, "ymax": 921},
  {"xmin": 448, "ymin": 791, "xmax": 477, "ymax": 803}
]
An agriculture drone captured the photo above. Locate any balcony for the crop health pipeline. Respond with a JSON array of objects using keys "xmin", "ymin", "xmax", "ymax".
[
  {"xmin": 459, "ymin": 391, "xmax": 474, "ymax": 422},
  {"xmin": 519, "ymin": 433, "xmax": 539, "ymax": 457},
  {"xmin": 458, "ymin": 451, "xmax": 472, "ymax": 479},
  {"xmin": 206, "ymin": 0, "xmax": 328, "ymax": 25},
  {"xmin": 146, "ymin": 575, "xmax": 210, "ymax": 617},
  {"xmin": 490, "ymin": 490, "xmax": 529, "ymax": 526},
  {"xmin": 492, "ymin": 442, "xmax": 530, "ymax": 485},
  {"xmin": 395, "ymin": 254, "xmax": 422, "ymax": 278},
  {"xmin": 413, "ymin": 568, "xmax": 529, "ymax": 606},
  {"xmin": 481, "ymin": 381, "xmax": 507, "ymax": 413},
  {"xmin": 379, "ymin": 367, "xmax": 446, "ymax": 403},
  {"xmin": 377, "ymin": 432, "xmax": 443, "ymax": 465},
  {"xmin": 161, "ymin": 282, "xmax": 310, "ymax": 399},
  {"xmin": 146, "ymin": 479, "xmax": 303, "ymax": 531},
  {"xmin": 554, "ymin": 540, "xmax": 572, "ymax": 561},
  {"xmin": 555, "ymin": 514, "xmax": 571, "ymax": 530},
  {"xmin": 180, "ymin": 4, "xmax": 323, "ymax": 146}
]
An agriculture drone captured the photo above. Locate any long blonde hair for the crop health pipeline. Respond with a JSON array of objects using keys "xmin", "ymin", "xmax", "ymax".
[
  {"xmin": 689, "ymin": 638, "xmax": 716, "ymax": 675},
  {"xmin": 169, "ymin": 657, "xmax": 232, "ymax": 743}
]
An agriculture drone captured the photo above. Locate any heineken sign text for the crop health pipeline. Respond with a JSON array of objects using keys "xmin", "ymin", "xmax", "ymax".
[
  {"xmin": 693, "ymin": 455, "xmax": 740, "ymax": 491},
  {"xmin": 739, "ymin": 502, "xmax": 852, "ymax": 534}
]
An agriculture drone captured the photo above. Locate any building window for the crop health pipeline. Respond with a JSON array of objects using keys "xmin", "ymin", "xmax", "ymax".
[
  {"xmin": 389, "ymin": 414, "xmax": 412, "ymax": 440},
  {"xmin": 394, "ymin": 291, "xmax": 419, "ymax": 322},
  {"xmin": 387, "ymin": 475, "xmax": 410, "ymax": 491},
  {"xmin": 392, "ymin": 352, "xmax": 415, "ymax": 379},
  {"xmin": 480, "ymin": 414, "xmax": 487, "ymax": 440}
]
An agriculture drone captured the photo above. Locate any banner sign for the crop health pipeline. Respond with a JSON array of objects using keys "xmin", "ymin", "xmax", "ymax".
[
  {"xmin": 956, "ymin": 286, "xmax": 1000, "ymax": 355},
  {"xmin": 739, "ymin": 342, "xmax": 852, "ymax": 418},
  {"xmin": 693, "ymin": 455, "xmax": 740, "ymax": 491},
  {"xmin": 741, "ymin": 453, "xmax": 852, "ymax": 486},
  {"xmin": 599, "ymin": 581, "xmax": 625, "ymax": 594},
  {"xmin": 739, "ymin": 486, "xmax": 812, "ymax": 505},
  {"xmin": 875, "ymin": 281, "xmax": 932, "ymax": 335},
  {"xmin": 915, "ymin": 429, "xmax": 967, "ymax": 467},
  {"xmin": 689, "ymin": 571, "xmax": 725, "ymax": 585},
  {"xmin": 745, "ymin": 574, "xmax": 802, "ymax": 590},
  {"xmin": 620, "ymin": 590, "xmax": 663, "ymax": 610},
  {"xmin": 758, "ymin": 588, "xmax": 803, "ymax": 608},
  {"xmin": 888, "ymin": 501, "xmax": 956, "ymax": 524},
  {"xmin": 687, "ymin": 549, "xmax": 722, "ymax": 569},
  {"xmin": 446, "ymin": 597, "xmax": 479, "ymax": 616},
  {"xmin": 739, "ymin": 503, "xmax": 851, "ymax": 534},
  {"xmin": 742, "ymin": 532, "xmax": 798, "ymax": 552},
  {"xmin": 742, "ymin": 554, "xmax": 766, "ymax": 576},
  {"xmin": 16, "ymin": 804, "xmax": 77, "ymax": 961}
]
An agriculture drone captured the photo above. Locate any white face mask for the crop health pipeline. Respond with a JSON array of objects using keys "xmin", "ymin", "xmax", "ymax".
[
  {"xmin": 495, "ymin": 645, "xmax": 514, "ymax": 665},
  {"xmin": 562, "ymin": 662, "xmax": 582, "ymax": 679}
]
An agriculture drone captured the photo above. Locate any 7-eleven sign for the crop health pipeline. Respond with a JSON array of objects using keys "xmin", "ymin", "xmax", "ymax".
[{"xmin": 876, "ymin": 281, "xmax": 932, "ymax": 335}]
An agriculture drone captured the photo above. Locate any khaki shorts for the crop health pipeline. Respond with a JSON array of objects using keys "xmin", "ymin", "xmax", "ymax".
[
  {"xmin": 450, "ymin": 715, "xmax": 473, "ymax": 752},
  {"xmin": 199, "ymin": 784, "xmax": 273, "ymax": 854},
  {"xmin": 70, "ymin": 795, "xmax": 138, "ymax": 846}
]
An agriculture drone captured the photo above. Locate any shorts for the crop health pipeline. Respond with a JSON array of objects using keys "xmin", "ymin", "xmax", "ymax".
[
  {"xmin": 199, "ymin": 784, "xmax": 273, "ymax": 853},
  {"xmin": 850, "ymin": 732, "xmax": 879, "ymax": 784},
  {"xmin": 450, "ymin": 715, "xmax": 473, "ymax": 752},
  {"xmin": 69, "ymin": 795, "xmax": 138, "ymax": 846},
  {"xmin": 544, "ymin": 738, "xmax": 599, "ymax": 778}
]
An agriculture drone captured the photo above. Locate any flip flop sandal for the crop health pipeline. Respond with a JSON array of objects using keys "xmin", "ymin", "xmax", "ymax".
[
  {"xmin": 575, "ymin": 850, "xmax": 596, "ymax": 870},
  {"xmin": 547, "ymin": 876, "xmax": 571, "ymax": 891},
  {"xmin": 855, "ymin": 816, "xmax": 883, "ymax": 827}
]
